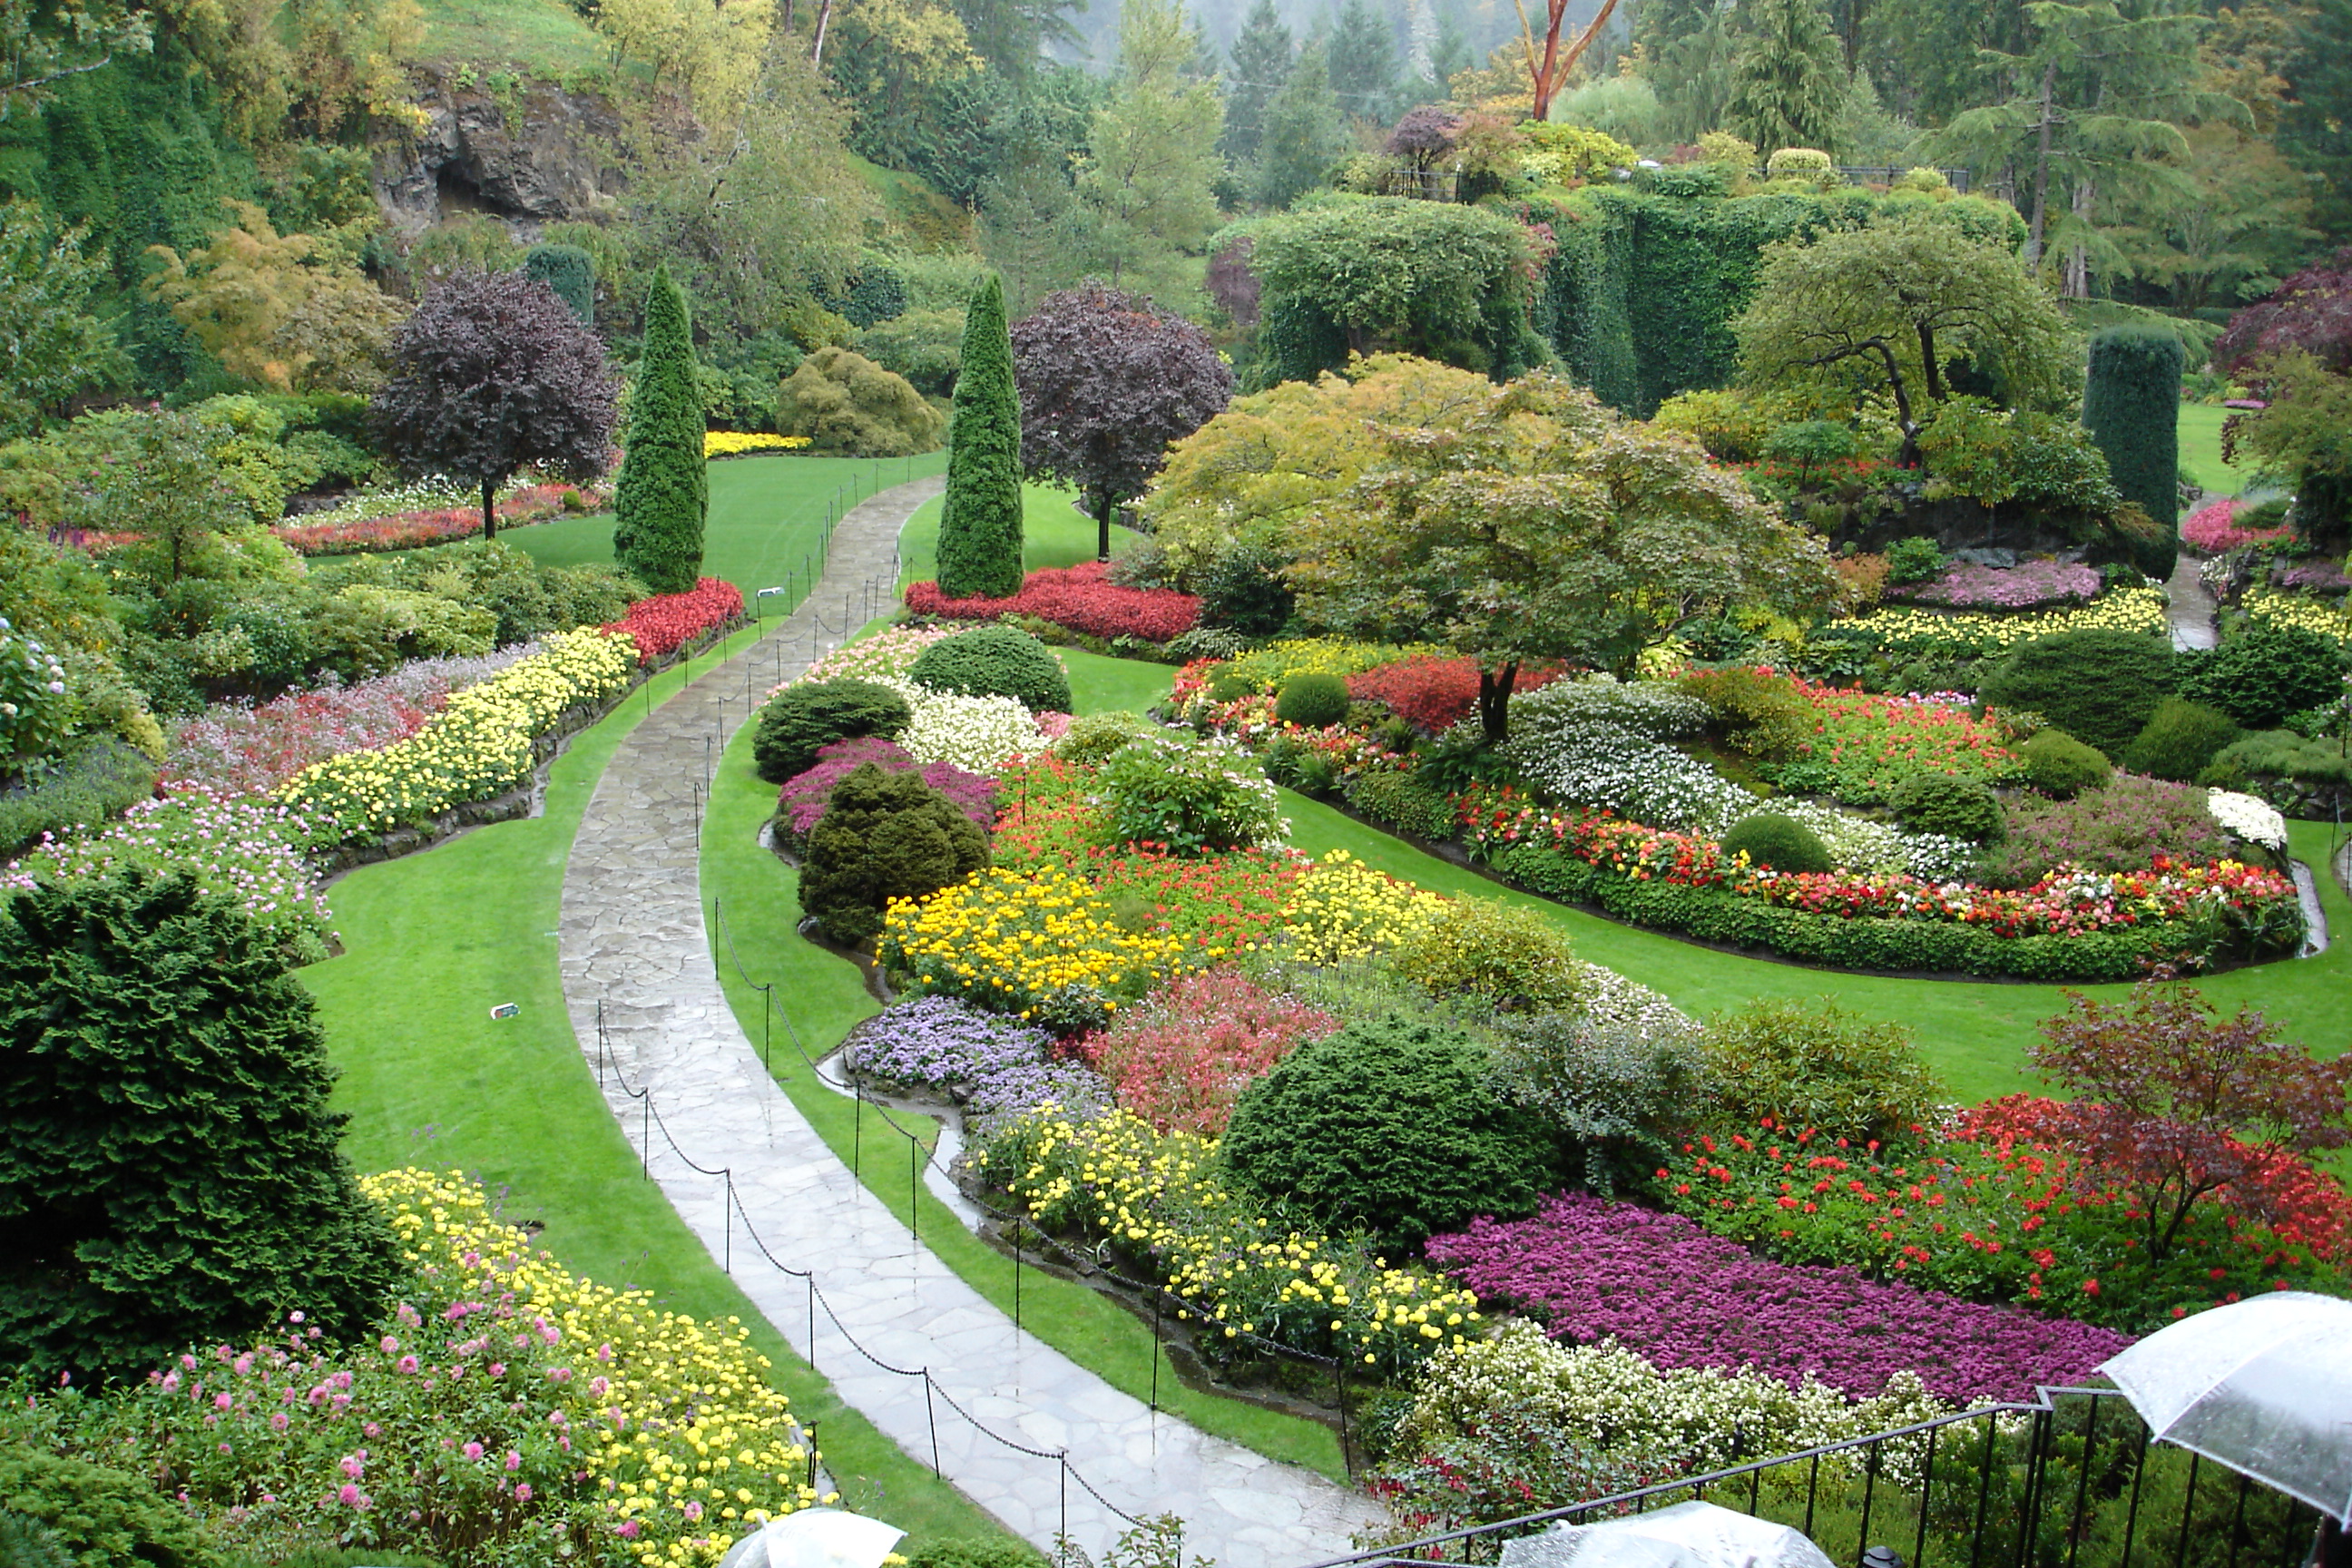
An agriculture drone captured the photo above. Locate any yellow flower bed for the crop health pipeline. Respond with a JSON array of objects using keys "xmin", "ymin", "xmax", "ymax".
[
  {"xmin": 364, "ymin": 1170, "xmax": 821, "ymax": 1565},
  {"xmin": 1837, "ymin": 585, "xmax": 2169, "ymax": 657},
  {"xmin": 702, "ymin": 432, "xmax": 811, "ymax": 457},
  {"xmin": 1279, "ymin": 848, "xmax": 1449, "ymax": 965},
  {"xmin": 2243, "ymin": 586, "xmax": 2352, "ymax": 647},
  {"xmin": 880, "ymin": 867, "xmax": 1203, "ymax": 1019},
  {"xmin": 278, "ymin": 628, "xmax": 635, "ymax": 841},
  {"xmin": 1220, "ymin": 638, "xmax": 1442, "ymax": 691},
  {"xmin": 980, "ymin": 1108, "xmax": 1481, "ymax": 1377}
]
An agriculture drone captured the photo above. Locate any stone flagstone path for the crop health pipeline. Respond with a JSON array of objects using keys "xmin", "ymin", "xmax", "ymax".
[{"xmin": 557, "ymin": 475, "xmax": 1385, "ymax": 1563}]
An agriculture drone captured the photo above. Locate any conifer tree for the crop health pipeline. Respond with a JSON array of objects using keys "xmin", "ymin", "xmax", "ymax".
[
  {"xmin": 1725, "ymin": 0, "xmax": 1847, "ymax": 157},
  {"xmin": 612, "ymin": 265, "xmax": 708, "ymax": 594},
  {"xmin": 524, "ymin": 243, "xmax": 597, "ymax": 326},
  {"xmin": 2082, "ymin": 324, "xmax": 2184, "ymax": 570},
  {"xmin": 936, "ymin": 273, "xmax": 1025, "ymax": 599}
]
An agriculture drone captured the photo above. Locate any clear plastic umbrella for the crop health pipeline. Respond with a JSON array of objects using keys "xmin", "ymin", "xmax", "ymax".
[
  {"xmin": 1496, "ymin": 1500, "xmax": 1838, "ymax": 1568},
  {"xmin": 714, "ymin": 1507, "xmax": 906, "ymax": 1568},
  {"xmin": 2099, "ymin": 1290, "xmax": 2352, "ymax": 1525}
]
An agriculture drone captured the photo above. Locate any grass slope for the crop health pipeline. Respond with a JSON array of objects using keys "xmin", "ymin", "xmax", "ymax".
[
  {"xmin": 2178, "ymin": 404, "xmax": 2255, "ymax": 497},
  {"xmin": 407, "ymin": 0, "xmax": 606, "ymax": 76},
  {"xmin": 303, "ymin": 626, "xmax": 1012, "ymax": 1549},
  {"xmin": 508, "ymin": 453, "xmax": 946, "ymax": 603},
  {"xmin": 896, "ymin": 483, "xmax": 1140, "ymax": 589}
]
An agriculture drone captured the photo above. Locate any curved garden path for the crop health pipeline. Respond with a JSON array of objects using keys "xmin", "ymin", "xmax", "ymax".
[{"xmin": 556, "ymin": 475, "xmax": 1384, "ymax": 1563}]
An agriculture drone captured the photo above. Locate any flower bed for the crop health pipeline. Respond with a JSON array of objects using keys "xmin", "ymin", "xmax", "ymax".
[
  {"xmin": 2243, "ymin": 585, "xmax": 2352, "ymax": 648},
  {"xmin": 1428, "ymin": 1192, "xmax": 2131, "ymax": 1404},
  {"xmin": 103, "ymin": 1168, "xmax": 820, "ymax": 1567},
  {"xmin": 1746, "ymin": 675, "xmax": 2022, "ymax": 804},
  {"xmin": 904, "ymin": 561, "xmax": 1200, "ymax": 642},
  {"xmin": 1831, "ymin": 586, "xmax": 2170, "ymax": 659},
  {"xmin": 2184, "ymin": 498, "xmax": 2295, "ymax": 554},
  {"xmin": 1073, "ymin": 966, "xmax": 1338, "ymax": 1134},
  {"xmin": 776, "ymin": 738, "xmax": 995, "ymax": 841},
  {"xmin": 276, "ymin": 629, "xmax": 636, "ymax": 842},
  {"xmin": 1344, "ymin": 656, "xmax": 1568, "ymax": 732},
  {"xmin": 602, "ymin": 577, "xmax": 745, "ymax": 664},
  {"xmin": 781, "ymin": 624, "xmax": 958, "ymax": 692},
  {"xmin": 838, "ymin": 995, "xmax": 1108, "ymax": 1123},
  {"xmin": 271, "ymin": 484, "xmax": 602, "ymax": 556},
  {"xmin": 1891, "ymin": 561, "xmax": 2102, "ymax": 611},
  {"xmin": 703, "ymin": 432, "xmax": 811, "ymax": 457}
]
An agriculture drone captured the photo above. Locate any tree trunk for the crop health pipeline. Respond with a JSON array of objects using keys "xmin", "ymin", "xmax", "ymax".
[
  {"xmin": 1526, "ymin": 0, "xmax": 1621, "ymax": 122},
  {"xmin": 481, "ymin": 477, "xmax": 498, "ymax": 542},
  {"xmin": 2064, "ymin": 176, "xmax": 2094, "ymax": 299},
  {"xmin": 1095, "ymin": 492, "xmax": 1115, "ymax": 563},
  {"xmin": 1476, "ymin": 662, "xmax": 1519, "ymax": 742},
  {"xmin": 2024, "ymin": 60, "xmax": 2059, "ymax": 270},
  {"xmin": 808, "ymin": 0, "xmax": 834, "ymax": 65}
]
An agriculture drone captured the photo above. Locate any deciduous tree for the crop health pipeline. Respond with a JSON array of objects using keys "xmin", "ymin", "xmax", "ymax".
[
  {"xmin": 373, "ymin": 270, "xmax": 618, "ymax": 543},
  {"xmin": 145, "ymin": 201, "xmax": 406, "ymax": 394},
  {"xmin": 1012, "ymin": 281, "xmax": 1233, "ymax": 561},
  {"xmin": 0, "ymin": 201, "xmax": 121, "ymax": 438},
  {"xmin": 2214, "ymin": 248, "xmax": 2352, "ymax": 548}
]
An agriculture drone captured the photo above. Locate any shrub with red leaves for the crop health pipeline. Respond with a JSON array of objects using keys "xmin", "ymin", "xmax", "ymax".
[
  {"xmin": 603, "ymin": 577, "xmax": 745, "ymax": 663},
  {"xmin": 904, "ymin": 560, "xmax": 1200, "ymax": 642},
  {"xmin": 1074, "ymin": 965, "xmax": 1338, "ymax": 1134},
  {"xmin": 1348, "ymin": 657, "xmax": 1568, "ymax": 732}
]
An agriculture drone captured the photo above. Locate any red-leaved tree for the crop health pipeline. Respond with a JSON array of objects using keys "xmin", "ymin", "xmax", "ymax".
[{"xmin": 2033, "ymin": 979, "xmax": 2352, "ymax": 1262}]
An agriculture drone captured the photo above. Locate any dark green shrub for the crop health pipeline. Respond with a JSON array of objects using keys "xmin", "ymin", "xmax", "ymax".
[
  {"xmin": 1700, "ymin": 998, "xmax": 1943, "ymax": 1142},
  {"xmin": 752, "ymin": 679, "xmax": 914, "ymax": 783},
  {"xmin": 0, "ymin": 738, "xmax": 158, "ymax": 858},
  {"xmin": 1348, "ymin": 767, "xmax": 1459, "ymax": 840},
  {"xmin": 1883, "ymin": 535, "xmax": 1945, "ymax": 584},
  {"xmin": 1978, "ymin": 630, "xmax": 2176, "ymax": 758},
  {"xmin": 1198, "ymin": 545, "xmax": 1295, "ymax": 636},
  {"xmin": 1205, "ymin": 668, "xmax": 1254, "ymax": 703},
  {"xmin": 899, "ymin": 1542, "xmax": 1046, "ymax": 1568},
  {"xmin": 2018, "ymin": 728, "xmax": 2112, "ymax": 797},
  {"xmin": 2123, "ymin": 697, "xmax": 2241, "ymax": 782},
  {"xmin": 1886, "ymin": 772, "xmax": 2005, "ymax": 843},
  {"xmin": 2208, "ymin": 729, "xmax": 2352, "ymax": 792},
  {"xmin": 524, "ymin": 242, "xmax": 595, "ymax": 326},
  {"xmin": 799, "ymin": 764, "xmax": 990, "ymax": 945},
  {"xmin": 2177, "ymin": 625, "xmax": 2348, "ymax": 730},
  {"xmin": 1222, "ymin": 1014, "xmax": 1559, "ymax": 1250},
  {"xmin": 935, "ymin": 275, "xmax": 1024, "ymax": 599},
  {"xmin": 2082, "ymin": 325, "xmax": 2183, "ymax": 559},
  {"xmin": 1719, "ymin": 812, "xmax": 1833, "ymax": 873},
  {"xmin": 906, "ymin": 625, "xmax": 1072, "ymax": 713},
  {"xmin": 0, "ymin": 1511, "xmax": 72, "ymax": 1568},
  {"xmin": 1274, "ymin": 671, "xmax": 1349, "ymax": 729},
  {"xmin": 0, "ymin": 1452, "xmax": 219, "ymax": 1568},
  {"xmin": 0, "ymin": 873, "xmax": 401, "ymax": 1386},
  {"xmin": 612, "ymin": 266, "xmax": 708, "ymax": 595}
]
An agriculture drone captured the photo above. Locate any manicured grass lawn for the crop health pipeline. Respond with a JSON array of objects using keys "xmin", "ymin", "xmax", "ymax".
[
  {"xmin": 303, "ymin": 626, "xmax": 1012, "ymax": 1549},
  {"xmin": 506, "ymin": 453, "xmax": 946, "ymax": 604},
  {"xmin": 699, "ymin": 721, "xmax": 1353, "ymax": 1483},
  {"xmin": 895, "ymin": 483, "xmax": 1140, "ymax": 588},
  {"xmin": 2179, "ymin": 404, "xmax": 2254, "ymax": 497}
]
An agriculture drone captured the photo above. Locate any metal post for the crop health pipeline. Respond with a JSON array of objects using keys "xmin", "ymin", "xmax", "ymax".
[
  {"xmin": 1013, "ymin": 1218, "xmax": 1023, "ymax": 1331},
  {"xmin": 722, "ymin": 1173, "xmax": 732, "ymax": 1275},
  {"xmin": 1149, "ymin": 1289, "xmax": 1161, "ymax": 1413},
  {"xmin": 909, "ymin": 1132, "xmax": 920, "ymax": 1245},
  {"xmin": 807, "ymin": 1275, "xmax": 817, "ymax": 1373},
  {"xmin": 640, "ymin": 1098, "xmax": 650, "ymax": 1180},
  {"xmin": 852, "ymin": 1083, "xmax": 862, "ymax": 1179},
  {"xmin": 761, "ymin": 986, "xmax": 771, "ymax": 1072},
  {"xmin": 807, "ymin": 1422, "xmax": 818, "ymax": 1489},
  {"xmin": 924, "ymin": 1374, "xmax": 941, "ymax": 1475}
]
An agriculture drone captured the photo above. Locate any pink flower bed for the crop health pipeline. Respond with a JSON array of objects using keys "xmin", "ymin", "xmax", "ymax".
[
  {"xmin": 1073, "ymin": 966, "xmax": 1338, "ymax": 1134},
  {"xmin": 270, "ymin": 485, "xmax": 603, "ymax": 556},
  {"xmin": 904, "ymin": 561, "xmax": 1200, "ymax": 642},
  {"xmin": 1896, "ymin": 561, "xmax": 2101, "ymax": 611},
  {"xmin": 602, "ymin": 578, "xmax": 745, "ymax": 663},
  {"xmin": 1428, "ymin": 1192, "xmax": 2132, "ymax": 1404},
  {"xmin": 2183, "ymin": 498, "xmax": 2293, "ymax": 554},
  {"xmin": 776, "ymin": 737, "xmax": 996, "ymax": 838}
]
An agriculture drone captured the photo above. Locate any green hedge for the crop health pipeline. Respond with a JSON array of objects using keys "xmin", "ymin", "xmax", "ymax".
[{"xmin": 1493, "ymin": 844, "xmax": 2182, "ymax": 982}]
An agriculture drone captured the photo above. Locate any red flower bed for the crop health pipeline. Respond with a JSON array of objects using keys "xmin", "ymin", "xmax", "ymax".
[
  {"xmin": 603, "ymin": 578, "xmax": 745, "ymax": 663},
  {"xmin": 1346, "ymin": 656, "xmax": 1567, "ymax": 732},
  {"xmin": 1075, "ymin": 965, "xmax": 1337, "ymax": 1134},
  {"xmin": 270, "ymin": 485, "xmax": 603, "ymax": 556},
  {"xmin": 905, "ymin": 561, "xmax": 1200, "ymax": 642}
]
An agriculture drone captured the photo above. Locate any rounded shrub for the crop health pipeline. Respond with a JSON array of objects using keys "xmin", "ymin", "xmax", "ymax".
[
  {"xmin": 1097, "ymin": 731, "xmax": 1284, "ymax": 854},
  {"xmin": 1886, "ymin": 772, "xmax": 2005, "ymax": 843},
  {"xmin": 1205, "ymin": 667, "xmax": 1255, "ymax": 703},
  {"xmin": 1392, "ymin": 897, "xmax": 1584, "ymax": 1011},
  {"xmin": 2123, "ymin": 697, "xmax": 2243, "ymax": 782},
  {"xmin": 2177, "ymin": 625, "xmax": 2349, "ymax": 730},
  {"xmin": 907, "ymin": 625, "xmax": 1073, "ymax": 714},
  {"xmin": 1053, "ymin": 710, "xmax": 1152, "ymax": 766},
  {"xmin": 1347, "ymin": 767, "xmax": 1459, "ymax": 841},
  {"xmin": 799, "ymin": 763, "xmax": 991, "ymax": 946},
  {"xmin": 1700, "ymin": 999, "xmax": 1943, "ymax": 1144},
  {"xmin": 2018, "ymin": 728, "xmax": 2112, "ymax": 798},
  {"xmin": 1198, "ymin": 545, "xmax": 1295, "ymax": 636},
  {"xmin": 1978, "ymin": 630, "xmax": 2176, "ymax": 759},
  {"xmin": 1882, "ymin": 536, "xmax": 1945, "ymax": 585},
  {"xmin": 752, "ymin": 678, "xmax": 914, "ymax": 784},
  {"xmin": 1222, "ymin": 1013, "xmax": 1558, "ymax": 1250},
  {"xmin": 0, "ymin": 1449, "xmax": 220, "ymax": 1568},
  {"xmin": 1275, "ymin": 671, "xmax": 1350, "ymax": 729},
  {"xmin": 1719, "ymin": 813, "xmax": 1833, "ymax": 874}
]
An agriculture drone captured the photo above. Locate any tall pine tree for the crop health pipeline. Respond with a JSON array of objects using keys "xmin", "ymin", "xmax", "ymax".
[
  {"xmin": 612, "ymin": 265, "xmax": 707, "ymax": 595},
  {"xmin": 1725, "ymin": 0, "xmax": 1847, "ymax": 156},
  {"xmin": 936, "ymin": 274, "xmax": 1025, "ymax": 598},
  {"xmin": 1222, "ymin": 0, "xmax": 1295, "ymax": 163}
]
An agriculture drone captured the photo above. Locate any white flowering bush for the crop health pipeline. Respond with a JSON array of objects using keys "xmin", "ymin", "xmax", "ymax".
[
  {"xmin": 2206, "ymin": 789, "xmax": 2288, "ymax": 851},
  {"xmin": 1576, "ymin": 965, "xmax": 1695, "ymax": 1035},
  {"xmin": 895, "ymin": 688, "xmax": 1047, "ymax": 773},
  {"xmin": 1095, "ymin": 730, "xmax": 1288, "ymax": 854},
  {"xmin": 1508, "ymin": 674, "xmax": 1712, "ymax": 744},
  {"xmin": 0, "ymin": 614, "xmax": 73, "ymax": 765}
]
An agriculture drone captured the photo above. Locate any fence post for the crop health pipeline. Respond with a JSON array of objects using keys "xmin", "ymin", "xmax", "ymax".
[
  {"xmin": 722, "ymin": 1172, "xmax": 733, "ymax": 1275},
  {"xmin": 924, "ymin": 1373, "xmax": 942, "ymax": 1475},
  {"xmin": 910, "ymin": 1132, "xmax": 920, "ymax": 1245},
  {"xmin": 1149, "ymin": 1289, "xmax": 1161, "ymax": 1414},
  {"xmin": 1013, "ymin": 1219, "xmax": 1023, "ymax": 1331},
  {"xmin": 1338, "ymin": 1356, "xmax": 1352, "ymax": 1482},
  {"xmin": 808, "ymin": 1274, "xmax": 818, "ymax": 1373},
  {"xmin": 641, "ymin": 1097, "xmax": 650, "ymax": 1180}
]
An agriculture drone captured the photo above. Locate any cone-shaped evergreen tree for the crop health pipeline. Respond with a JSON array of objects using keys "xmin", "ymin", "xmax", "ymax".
[
  {"xmin": 936, "ymin": 273, "xmax": 1025, "ymax": 599},
  {"xmin": 612, "ymin": 265, "xmax": 707, "ymax": 594}
]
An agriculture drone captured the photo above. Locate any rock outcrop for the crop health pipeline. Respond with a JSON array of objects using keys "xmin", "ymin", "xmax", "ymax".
[{"xmin": 373, "ymin": 66, "xmax": 625, "ymax": 238}]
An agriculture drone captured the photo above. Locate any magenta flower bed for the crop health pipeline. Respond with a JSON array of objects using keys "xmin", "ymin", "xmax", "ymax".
[
  {"xmin": 777, "ymin": 737, "xmax": 996, "ymax": 837},
  {"xmin": 2183, "ymin": 499, "xmax": 2293, "ymax": 554},
  {"xmin": 1427, "ymin": 1193, "xmax": 2132, "ymax": 1404},
  {"xmin": 904, "ymin": 561, "xmax": 1200, "ymax": 642},
  {"xmin": 1897, "ymin": 561, "xmax": 2101, "ymax": 611}
]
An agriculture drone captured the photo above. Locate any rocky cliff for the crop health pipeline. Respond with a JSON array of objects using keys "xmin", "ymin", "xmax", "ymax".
[{"xmin": 373, "ymin": 66, "xmax": 625, "ymax": 238}]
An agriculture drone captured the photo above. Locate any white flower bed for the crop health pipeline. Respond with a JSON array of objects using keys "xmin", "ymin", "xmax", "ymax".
[
  {"xmin": 2206, "ymin": 789, "xmax": 2288, "ymax": 851},
  {"xmin": 895, "ymin": 686, "xmax": 1048, "ymax": 773}
]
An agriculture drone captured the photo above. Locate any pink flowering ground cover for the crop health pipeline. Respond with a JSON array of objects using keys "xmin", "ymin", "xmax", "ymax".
[
  {"xmin": 270, "ymin": 485, "xmax": 601, "ymax": 556},
  {"xmin": 775, "ymin": 738, "xmax": 996, "ymax": 840},
  {"xmin": 1896, "ymin": 561, "xmax": 2102, "ymax": 611},
  {"xmin": 1427, "ymin": 1192, "xmax": 2132, "ymax": 1405}
]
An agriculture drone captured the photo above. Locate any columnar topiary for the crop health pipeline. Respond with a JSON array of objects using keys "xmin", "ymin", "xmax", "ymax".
[
  {"xmin": 2082, "ymin": 324, "xmax": 2184, "ymax": 578},
  {"xmin": 906, "ymin": 625, "xmax": 1072, "ymax": 713},
  {"xmin": 524, "ymin": 242, "xmax": 597, "ymax": 326},
  {"xmin": 799, "ymin": 764, "xmax": 990, "ymax": 946},
  {"xmin": 936, "ymin": 274, "xmax": 1024, "ymax": 600},
  {"xmin": 612, "ymin": 265, "xmax": 708, "ymax": 594},
  {"xmin": 0, "ymin": 872, "xmax": 401, "ymax": 1386},
  {"xmin": 752, "ymin": 679, "xmax": 915, "ymax": 783}
]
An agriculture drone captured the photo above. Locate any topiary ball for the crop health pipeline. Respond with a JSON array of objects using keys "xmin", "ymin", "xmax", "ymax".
[
  {"xmin": 906, "ymin": 625, "xmax": 1072, "ymax": 714},
  {"xmin": 752, "ymin": 678, "xmax": 915, "ymax": 784},
  {"xmin": 2019, "ymin": 728, "xmax": 2112, "ymax": 798},
  {"xmin": 1275, "ymin": 671, "xmax": 1350, "ymax": 729},
  {"xmin": 2122, "ymin": 697, "xmax": 2242, "ymax": 783},
  {"xmin": 1719, "ymin": 812, "xmax": 1834, "ymax": 874},
  {"xmin": 1886, "ymin": 772, "xmax": 2006, "ymax": 844},
  {"xmin": 799, "ymin": 763, "xmax": 990, "ymax": 946}
]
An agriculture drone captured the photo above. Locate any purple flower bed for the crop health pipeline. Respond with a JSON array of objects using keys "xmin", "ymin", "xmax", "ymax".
[
  {"xmin": 839, "ymin": 995, "xmax": 1112, "ymax": 1127},
  {"xmin": 778, "ymin": 738, "xmax": 998, "ymax": 838},
  {"xmin": 1426, "ymin": 1193, "xmax": 2132, "ymax": 1405},
  {"xmin": 1899, "ymin": 562, "xmax": 2102, "ymax": 611}
]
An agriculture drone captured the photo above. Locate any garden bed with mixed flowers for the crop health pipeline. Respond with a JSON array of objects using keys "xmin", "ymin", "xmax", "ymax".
[{"xmin": 270, "ymin": 480, "xmax": 604, "ymax": 556}]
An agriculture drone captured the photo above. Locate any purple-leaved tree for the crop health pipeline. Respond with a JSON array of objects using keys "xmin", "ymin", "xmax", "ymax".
[
  {"xmin": 1011, "ymin": 282, "xmax": 1233, "ymax": 562},
  {"xmin": 372, "ymin": 270, "xmax": 619, "ymax": 541}
]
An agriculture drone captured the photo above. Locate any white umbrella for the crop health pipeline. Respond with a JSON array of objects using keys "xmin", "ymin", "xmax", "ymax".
[
  {"xmin": 715, "ymin": 1507, "xmax": 906, "ymax": 1568},
  {"xmin": 2098, "ymin": 1290, "xmax": 2352, "ymax": 1525},
  {"xmin": 1497, "ymin": 1499, "xmax": 1838, "ymax": 1568}
]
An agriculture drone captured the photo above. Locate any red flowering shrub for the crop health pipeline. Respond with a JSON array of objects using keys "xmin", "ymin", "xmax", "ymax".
[
  {"xmin": 603, "ymin": 578, "xmax": 745, "ymax": 663},
  {"xmin": 904, "ymin": 561, "xmax": 1200, "ymax": 642},
  {"xmin": 1076, "ymin": 965, "xmax": 1338, "ymax": 1133},
  {"xmin": 1347, "ymin": 657, "xmax": 1567, "ymax": 733}
]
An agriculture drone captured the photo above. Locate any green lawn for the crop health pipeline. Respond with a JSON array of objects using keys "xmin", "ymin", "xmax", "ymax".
[
  {"xmin": 302, "ymin": 626, "xmax": 1012, "ymax": 1550},
  {"xmin": 506, "ymin": 453, "xmax": 946, "ymax": 605},
  {"xmin": 2178, "ymin": 404, "xmax": 2255, "ymax": 497},
  {"xmin": 407, "ymin": 0, "xmax": 608, "ymax": 76},
  {"xmin": 896, "ymin": 483, "xmax": 1141, "ymax": 589}
]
